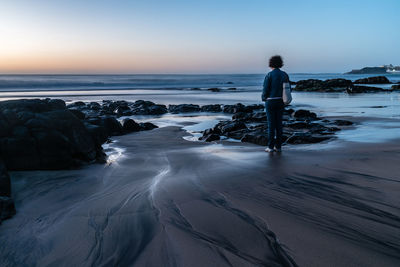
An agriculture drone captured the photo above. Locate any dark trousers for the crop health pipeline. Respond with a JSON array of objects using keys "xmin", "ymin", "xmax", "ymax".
[{"xmin": 265, "ymin": 99, "xmax": 284, "ymax": 149}]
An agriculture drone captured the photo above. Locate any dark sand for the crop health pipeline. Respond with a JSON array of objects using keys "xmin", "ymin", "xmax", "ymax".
[{"xmin": 1, "ymin": 127, "xmax": 399, "ymax": 266}]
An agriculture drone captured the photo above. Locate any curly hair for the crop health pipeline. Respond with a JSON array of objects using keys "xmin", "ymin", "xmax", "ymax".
[{"xmin": 269, "ymin": 55, "xmax": 283, "ymax": 68}]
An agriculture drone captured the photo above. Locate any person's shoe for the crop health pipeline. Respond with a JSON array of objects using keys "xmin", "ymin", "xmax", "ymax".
[
  {"xmin": 275, "ymin": 148, "xmax": 282, "ymax": 153},
  {"xmin": 265, "ymin": 148, "xmax": 275, "ymax": 153}
]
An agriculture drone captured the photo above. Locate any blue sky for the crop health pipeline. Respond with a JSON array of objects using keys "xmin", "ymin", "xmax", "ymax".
[{"xmin": 0, "ymin": 0, "xmax": 399, "ymax": 73}]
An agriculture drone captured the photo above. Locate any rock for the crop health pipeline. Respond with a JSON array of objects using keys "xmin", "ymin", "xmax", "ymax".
[
  {"xmin": 69, "ymin": 109, "xmax": 86, "ymax": 120},
  {"xmin": 0, "ymin": 99, "xmax": 102, "ymax": 170},
  {"xmin": 47, "ymin": 99, "xmax": 66, "ymax": 110},
  {"xmin": 98, "ymin": 116, "xmax": 123, "ymax": 136},
  {"xmin": 88, "ymin": 102, "xmax": 101, "ymax": 110},
  {"xmin": 220, "ymin": 121, "xmax": 247, "ymax": 134},
  {"xmin": 232, "ymin": 112, "xmax": 251, "ymax": 121},
  {"xmin": 292, "ymin": 109, "xmax": 317, "ymax": 120},
  {"xmin": 207, "ymin": 88, "xmax": 220, "ymax": 92},
  {"xmin": 131, "ymin": 100, "xmax": 167, "ymax": 115},
  {"xmin": 201, "ymin": 104, "xmax": 222, "ymax": 112},
  {"xmin": 122, "ymin": 118, "xmax": 142, "ymax": 133},
  {"xmin": 295, "ymin": 78, "xmax": 352, "ymax": 92},
  {"xmin": 227, "ymin": 87, "xmax": 237, "ymax": 90},
  {"xmin": 226, "ymin": 128, "xmax": 249, "ymax": 140},
  {"xmin": 354, "ymin": 76, "xmax": 390, "ymax": 84},
  {"xmin": 168, "ymin": 104, "xmax": 200, "ymax": 113},
  {"xmin": 226, "ymin": 81, "xmax": 234, "ymax": 84},
  {"xmin": 223, "ymin": 103, "xmax": 246, "ymax": 113},
  {"xmin": 139, "ymin": 122, "xmax": 158, "ymax": 131},
  {"xmin": 204, "ymin": 134, "xmax": 220, "ymax": 142},
  {"xmin": 84, "ymin": 123, "xmax": 108, "ymax": 146},
  {"xmin": 201, "ymin": 106, "xmax": 340, "ymax": 146},
  {"xmin": 391, "ymin": 84, "xmax": 400, "ymax": 90},
  {"xmin": 67, "ymin": 101, "xmax": 86, "ymax": 108}
]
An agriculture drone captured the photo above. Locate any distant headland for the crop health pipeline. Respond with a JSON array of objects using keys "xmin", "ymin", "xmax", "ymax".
[{"xmin": 346, "ymin": 64, "xmax": 400, "ymax": 74}]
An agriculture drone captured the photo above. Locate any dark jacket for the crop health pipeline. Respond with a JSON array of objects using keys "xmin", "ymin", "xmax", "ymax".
[{"xmin": 261, "ymin": 68, "xmax": 290, "ymax": 101}]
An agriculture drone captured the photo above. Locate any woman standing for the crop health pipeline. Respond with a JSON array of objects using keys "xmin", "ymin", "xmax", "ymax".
[{"xmin": 261, "ymin": 55, "xmax": 291, "ymax": 153}]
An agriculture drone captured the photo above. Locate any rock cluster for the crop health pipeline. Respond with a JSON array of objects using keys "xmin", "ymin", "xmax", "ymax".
[
  {"xmin": 200, "ymin": 103, "xmax": 352, "ymax": 146},
  {"xmin": 294, "ymin": 76, "xmax": 393, "ymax": 93},
  {"xmin": 0, "ymin": 99, "xmax": 104, "ymax": 170},
  {"xmin": 68, "ymin": 100, "xmax": 168, "ymax": 117},
  {"xmin": 0, "ymin": 99, "xmax": 159, "ymax": 171},
  {"xmin": 294, "ymin": 78, "xmax": 353, "ymax": 92}
]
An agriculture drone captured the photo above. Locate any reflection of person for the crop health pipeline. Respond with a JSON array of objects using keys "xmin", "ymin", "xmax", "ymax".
[{"xmin": 261, "ymin": 55, "xmax": 291, "ymax": 153}]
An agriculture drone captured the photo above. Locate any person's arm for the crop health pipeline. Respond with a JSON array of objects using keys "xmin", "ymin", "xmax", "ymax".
[
  {"xmin": 285, "ymin": 72, "xmax": 292, "ymax": 92},
  {"xmin": 262, "ymin": 74, "xmax": 271, "ymax": 101}
]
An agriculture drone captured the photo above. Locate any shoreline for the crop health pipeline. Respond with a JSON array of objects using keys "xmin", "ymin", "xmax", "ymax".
[{"xmin": 1, "ymin": 126, "xmax": 399, "ymax": 266}]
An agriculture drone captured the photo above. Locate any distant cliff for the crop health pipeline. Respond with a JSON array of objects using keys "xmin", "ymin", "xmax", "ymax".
[
  {"xmin": 346, "ymin": 65, "xmax": 400, "ymax": 74},
  {"xmin": 346, "ymin": 67, "xmax": 387, "ymax": 74}
]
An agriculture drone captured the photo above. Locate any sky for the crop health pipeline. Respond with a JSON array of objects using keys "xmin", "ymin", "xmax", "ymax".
[{"xmin": 0, "ymin": 0, "xmax": 399, "ymax": 74}]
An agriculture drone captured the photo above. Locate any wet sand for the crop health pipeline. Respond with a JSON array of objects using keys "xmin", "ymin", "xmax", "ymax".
[{"xmin": 0, "ymin": 127, "xmax": 399, "ymax": 266}]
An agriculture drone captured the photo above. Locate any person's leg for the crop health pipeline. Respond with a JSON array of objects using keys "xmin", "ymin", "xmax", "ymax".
[
  {"xmin": 266, "ymin": 101, "xmax": 276, "ymax": 149},
  {"xmin": 275, "ymin": 101, "xmax": 284, "ymax": 149}
]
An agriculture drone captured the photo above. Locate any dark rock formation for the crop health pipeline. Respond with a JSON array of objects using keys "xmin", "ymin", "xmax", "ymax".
[
  {"xmin": 0, "ymin": 99, "xmax": 103, "ymax": 170},
  {"xmin": 292, "ymin": 109, "xmax": 317, "ymax": 120},
  {"xmin": 130, "ymin": 100, "xmax": 168, "ymax": 115},
  {"xmin": 67, "ymin": 100, "xmax": 168, "ymax": 118},
  {"xmin": 391, "ymin": 84, "xmax": 400, "ymax": 90},
  {"xmin": 0, "ymin": 99, "xmax": 160, "ymax": 171},
  {"xmin": 204, "ymin": 134, "xmax": 220, "ymax": 142},
  {"xmin": 122, "ymin": 118, "xmax": 142, "ymax": 133},
  {"xmin": 207, "ymin": 88, "xmax": 220, "ymax": 92},
  {"xmin": 201, "ymin": 104, "xmax": 222, "ymax": 112},
  {"xmin": 0, "ymin": 161, "xmax": 15, "ymax": 224},
  {"xmin": 295, "ymin": 78, "xmax": 352, "ymax": 92},
  {"xmin": 354, "ymin": 76, "xmax": 390, "ymax": 84},
  {"xmin": 139, "ymin": 122, "xmax": 158, "ymax": 131},
  {"xmin": 168, "ymin": 104, "xmax": 201, "ymax": 113},
  {"xmin": 223, "ymin": 103, "xmax": 263, "ymax": 114}
]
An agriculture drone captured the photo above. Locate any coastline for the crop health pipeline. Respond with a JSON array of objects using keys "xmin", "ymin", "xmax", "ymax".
[{"xmin": 1, "ymin": 126, "xmax": 399, "ymax": 266}]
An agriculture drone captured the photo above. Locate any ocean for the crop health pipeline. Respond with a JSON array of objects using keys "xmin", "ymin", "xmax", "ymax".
[
  {"xmin": 0, "ymin": 73, "xmax": 399, "ymax": 93},
  {"xmin": 1, "ymin": 73, "xmax": 399, "ymax": 143}
]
